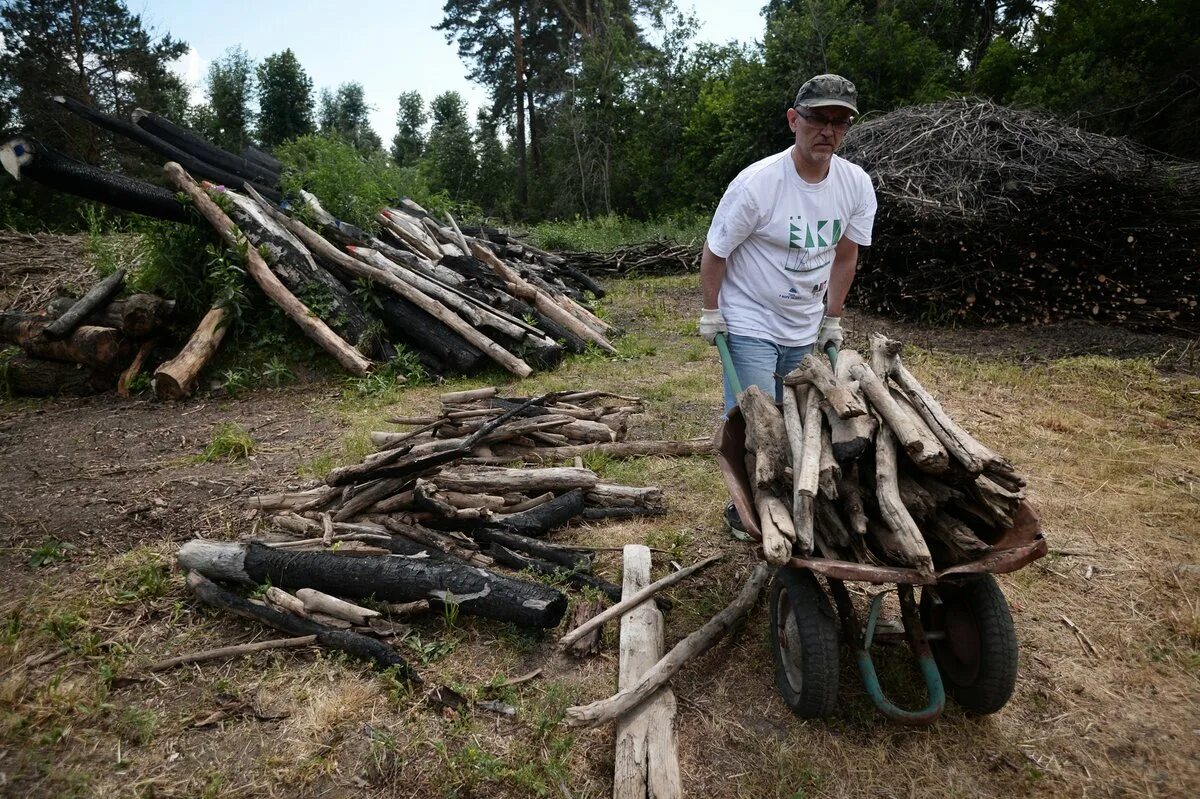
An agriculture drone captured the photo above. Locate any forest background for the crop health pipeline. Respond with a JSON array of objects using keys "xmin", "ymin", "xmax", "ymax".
[{"xmin": 2, "ymin": 0, "xmax": 1198, "ymax": 237}]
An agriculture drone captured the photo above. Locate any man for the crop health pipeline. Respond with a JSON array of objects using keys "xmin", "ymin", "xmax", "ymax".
[{"xmin": 698, "ymin": 73, "xmax": 877, "ymax": 532}]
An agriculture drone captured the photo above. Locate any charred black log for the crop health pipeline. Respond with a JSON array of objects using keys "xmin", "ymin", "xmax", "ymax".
[
  {"xmin": 132, "ymin": 109, "xmax": 280, "ymax": 187},
  {"xmin": 486, "ymin": 488, "xmax": 586, "ymax": 537},
  {"xmin": 489, "ymin": 544, "xmax": 621, "ymax": 603}
]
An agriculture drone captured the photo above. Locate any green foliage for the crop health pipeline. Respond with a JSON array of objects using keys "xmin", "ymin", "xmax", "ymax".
[
  {"xmin": 203, "ymin": 46, "xmax": 256, "ymax": 151},
  {"xmin": 318, "ymin": 82, "xmax": 382, "ymax": 153},
  {"xmin": 526, "ymin": 213, "xmax": 708, "ymax": 252},
  {"xmin": 391, "ymin": 91, "xmax": 427, "ymax": 166},
  {"xmin": 256, "ymin": 49, "xmax": 315, "ymax": 147},
  {"xmin": 195, "ymin": 422, "xmax": 255, "ymax": 463},
  {"xmin": 423, "ymin": 91, "xmax": 478, "ymax": 199},
  {"xmin": 276, "ymin": 133, "xmax": 430, "ymax": 231},
  {"xmin": 342, "ymin": 348, "xmax": 427, "ymax": 399},
  {"xmin": 29, "ymin": 539, "xmax": 75, "ymax": 568}
]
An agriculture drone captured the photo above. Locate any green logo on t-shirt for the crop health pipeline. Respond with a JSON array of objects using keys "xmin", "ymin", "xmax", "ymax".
[{"xmin": 789, "ymin": 218, "xmax": 843, "ymax": 249}]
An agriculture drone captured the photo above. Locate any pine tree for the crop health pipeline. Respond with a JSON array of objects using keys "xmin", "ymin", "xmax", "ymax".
[
  {"xmin": 473, "ymin": 108, "xmax": 513, "ymax": 215},
  {"xmin": 256, "ymin": 49, "xmax": 315, "ymax": 148},
  {"xmin": 424, "ymin": 91, "xmax": 477, "ymax": 198}
]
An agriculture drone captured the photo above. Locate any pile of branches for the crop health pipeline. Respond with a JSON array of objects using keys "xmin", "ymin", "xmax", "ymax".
[
  {"xmin": 840, "ymin": 99, "xmax": 1200, "ymax": 334},
  {"xmin": 1, "ymin": 98, "xmax": 619, "ymax": 399},
  {"xmin": 567, "ymin": 242, "xmax": 701, "ymax": 276},
  {"xmin": 177, "ymin": 388, "xmax": 706, "ymax": 683},
  {"xmin": 0, "ymin": 231, "xmax": 94, "ymax": 312},
  {"xmin": 737, "ymin": 333, "xmax": 1032, "ymax": 576},
  {"xmin": 1, "ymin": 267, "xmax": 174, "ymax": 396},
  {"xmin": 374, "ymin": 385, "xmax": 712, "ymax": 467}
]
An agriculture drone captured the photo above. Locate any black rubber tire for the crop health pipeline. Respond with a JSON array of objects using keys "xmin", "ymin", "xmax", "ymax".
[
  {"xmin": 920, "ymin": 575, "xmax": 1018, "ymax": 715},
  {"xmin": 769, "ymin": 568, "xmax": 839, "ymax": 718}
]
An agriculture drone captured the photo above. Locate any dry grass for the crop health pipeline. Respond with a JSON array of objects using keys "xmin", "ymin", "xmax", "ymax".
[{"xmin": 1, "ymin": 275, "xmax": 1198, "ymax": 797}]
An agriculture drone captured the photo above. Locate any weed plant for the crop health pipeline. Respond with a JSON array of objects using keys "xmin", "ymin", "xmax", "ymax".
[
  {"xmin": 195, "ymin": 422, "xmax": 255, "ymax": 462},
  {"xmin": 526, "ymin": 212, "xmax": 708, "ymax": 252}
]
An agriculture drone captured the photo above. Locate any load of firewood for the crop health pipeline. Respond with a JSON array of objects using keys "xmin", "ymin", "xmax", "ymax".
[
  {"xmin": 0, "ymin": 265, "xmax": 174, "ymax": 397},
  {"xmin": 178, "ymin": 388, "xmax": 710, "ymax": 680},
  {"xmin": 566, "ymin": 241, "xmax": 701, "ymax": 277},
  {"xmin": 736, "ymin": 333, "xmax": 1027, "ymax": 575},
  {"xmin": 2, "ymin": 97, "xmax": 620, "ymax": 399}
]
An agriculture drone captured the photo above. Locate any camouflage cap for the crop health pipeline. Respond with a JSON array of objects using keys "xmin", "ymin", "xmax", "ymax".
[{"xmin": 793, "ymin": 74, "xmax": 858, "ymax": 114}]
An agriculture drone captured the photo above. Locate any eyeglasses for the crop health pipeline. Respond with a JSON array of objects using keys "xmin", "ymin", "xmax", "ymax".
[{"xmin": 795, "ymin": 109, "xmax": 853, "ymax": 133}]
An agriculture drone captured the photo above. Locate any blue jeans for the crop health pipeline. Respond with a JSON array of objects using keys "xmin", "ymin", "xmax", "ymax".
[{"xmin": 723, "ymin": 333, "xmax": 814, "ymax": 413}]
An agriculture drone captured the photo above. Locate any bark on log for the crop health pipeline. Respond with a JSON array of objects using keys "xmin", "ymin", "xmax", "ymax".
[
  {"xmin": 738, "ymin": 385, "xmax": 788, "ymax": 489},
  {"xmin": 186, "ymin": 571, "xmax": 417, "ymax": 679},
  {"xmin": 613, "ymin": 544, "xmax": 682, "ymax": 799},
  {"xmin": 927, "ymin": 512, "xmax": 992, "ymax": 563},
  {"xmin": 756, "ymin": 492, "xmax": 797, "ymax": 565},
  {"xmin": 0, "ymin": 353, "xmax": 111, "ymax": 396},
  {"xmin": 164, "ymin": 163, "xmax": 372, "ymax": 377},
  {"xmin": 846, "ymin": 352, "xmax": 945, "ymax": 473},
  {"xmin": 783, "ymin": 354, "xmax": 868, "ymax": 418},
  {"xmin": 795, "ymin": 386, "xmax": 824, "ymax": 498},
  {"xmin": 132, "ymin": 109, "xmax": 280, "ymax": 187},
  {"xmin": 780, "ymin": 384, "xmax": 815, "ymax": 556},
  {"xmin": 41, "ymin": 268, "xmax": 125, "ymax": 340},
  {"xmin": 564, "ymin": 563, "xmax": 769, "ymax": 728},
  {"xmin": 463, "ymin": 438, "xmax": 713, "ymax": 464},
  {"xmin": 471, "ymin": 526, "xmax": 591, "ymax": 571},
  {"xmin": 872, "ymin": 425, "xmax": 934, "ymax": 575},
  {"xmin": 488, "ymin": 544, "xmax": 622, "ymax": 603},
  {"xmin": 824, "ymin": 352, "xmax": 876, "ymax": 461},
  {"xmin": 566, "ymin": 599, "xmax": 605, "ymax": 658},
  {"xmin": 484, "ymin": 488, "xmax": 586, "ymax": 537},
  {"xmin": 558, "ymin": 554, "xmax": 722, "ymax": 650},
  {"xmin": 153, "ymin": 306, "xmax": 228, "ymax": 400},
  {"xmin": 431, "ymin": 466, "xmax": 598, "ymax": 494},
  {"xmin": 179, "ymin": 540, "xmax": 568, "ymax": 628},
  {"xmin": 0, "ymin": 313, "xmax": 124, "ymax": 369},
  {"xmin": 51, "ymin": 294, "xmax": 175, "ymax": 338}
]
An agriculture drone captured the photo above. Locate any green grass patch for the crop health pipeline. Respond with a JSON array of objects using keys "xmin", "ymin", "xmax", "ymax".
[
  {"xmin": 195, "ymin": 422, "xmax": 255, "ymax": 463},
  {"xmin": 525, "ymin": 212, "xmax": 707, "ymax": 252}
]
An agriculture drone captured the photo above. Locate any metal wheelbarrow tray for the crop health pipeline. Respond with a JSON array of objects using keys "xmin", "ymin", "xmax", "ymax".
[{"xmin": 715, "ymin": 349, "xmax": 1047, "ymax": 725}]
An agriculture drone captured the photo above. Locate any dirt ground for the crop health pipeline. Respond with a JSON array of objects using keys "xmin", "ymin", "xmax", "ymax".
[{"xmin": 1, "ymin": 273, "xmax": 1198, "ymax": 799}]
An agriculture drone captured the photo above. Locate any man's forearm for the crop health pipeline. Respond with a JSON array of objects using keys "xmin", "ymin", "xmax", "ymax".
[
  {"xmin": 700, "ymin": 244, "xmax": 727, "ymax": 308},
  {"xmin": 825, "ymin": 249, "xmax": 858, "ymax": 316}
]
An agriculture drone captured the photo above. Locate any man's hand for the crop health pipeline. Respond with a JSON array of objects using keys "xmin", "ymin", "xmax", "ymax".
[
  {"xmin": 817, "ymin": 315, "xmax": 843, "ymax": 351},
  {"xmin": 699, "ymin": 308, "xmax": 728, "ymax": 344}
]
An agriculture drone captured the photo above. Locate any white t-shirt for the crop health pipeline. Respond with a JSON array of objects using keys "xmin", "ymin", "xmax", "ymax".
[{"xmin": 706, "ymin": 149, "xmax": 877, "ymax": 346}]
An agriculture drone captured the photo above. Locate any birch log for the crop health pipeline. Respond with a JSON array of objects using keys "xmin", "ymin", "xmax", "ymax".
[{"xmin": 613, "ymin": 545, "xmax": 681, "ymax": 799}]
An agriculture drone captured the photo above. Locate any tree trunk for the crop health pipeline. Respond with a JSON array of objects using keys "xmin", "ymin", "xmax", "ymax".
[
  {"xmin": 40, "ymin": 268, "xmax": 125, "ymax": 341},
  {"xmin": 153, "ymin": 306, "xmax": 228, "ymax": 400},
  {"xmin": 1, "ymin": 353, "xmax": 111, "ymax": 396},
  {"xmin": 47, "ymin": 294, "xmax": 174, "ymax": 337},
  {"xmin": 513, "ymin": 0, "xmax": 528, "ymax": 208},
  {"xmin": 0, "ymin": 313, "xmax": 124, "ymax": 370}
]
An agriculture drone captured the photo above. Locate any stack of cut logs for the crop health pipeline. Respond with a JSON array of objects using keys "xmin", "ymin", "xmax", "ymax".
[
  {"xmin": 739, "ymin": 333, "xmax": 1026, "ymax": 575},
  {"xmin": 177, "ymin": 388, "xmax": 710, "ymax": 682},
  {"xmin": 0, "ymin": 266, "xmax": 174, "ymax": 396},
  {"xmin": 2, "ymin": 97, "xmax": 621, "ymax": 399}
]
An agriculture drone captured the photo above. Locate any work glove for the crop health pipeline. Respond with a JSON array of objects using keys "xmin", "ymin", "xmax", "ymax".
[
  {"xmin": 817, "ymin": 315, "xmax": 843, "ymax": 351},
  {"xmin": 698, "ymin": 308, "xmax": 728, "ymax": 344}
]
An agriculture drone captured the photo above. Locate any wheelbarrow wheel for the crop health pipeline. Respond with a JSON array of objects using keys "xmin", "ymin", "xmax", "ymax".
[
  {"xmin": 920, "ymin": 575, "xmax": 1018, "ymax": 715},
  {"xmin": 769, "ymin": 568, "xmax": 839, "ymax": 718}
]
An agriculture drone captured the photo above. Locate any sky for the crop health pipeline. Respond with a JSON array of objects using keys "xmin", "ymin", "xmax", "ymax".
[{"xmin": 136, "ymin": 0, "xmax": 768, "ymax": 146}]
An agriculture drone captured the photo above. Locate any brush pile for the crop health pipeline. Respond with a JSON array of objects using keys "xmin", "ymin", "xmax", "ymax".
[
  {"xmin": 840, "ymin": 99, "xmax": 1200, "ymax": 334},
  {"xmin": 2, "ymin": 97, "xmax": 618, "ymax": 399},
  {"xmin": 178, "ymin": 388, "xmax": 708, "ymax": 681},
  {"xmin": 732, "ymin": 334, "xmax": 1034, "ymax": 576},
  {"xmin": 567, "ymin": 242, "xmax": 701, "ymax": 277}
]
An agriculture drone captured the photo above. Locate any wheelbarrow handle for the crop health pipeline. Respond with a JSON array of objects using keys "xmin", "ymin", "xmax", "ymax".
[{"xmin": 715, "ymin": 332, "xmax": 743, "ymax": 397}]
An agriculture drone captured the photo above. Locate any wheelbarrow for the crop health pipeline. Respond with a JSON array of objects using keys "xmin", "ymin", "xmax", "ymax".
[{"xmin": 714, "ymin": 333, "xmax": 1047, "ymax": 724}]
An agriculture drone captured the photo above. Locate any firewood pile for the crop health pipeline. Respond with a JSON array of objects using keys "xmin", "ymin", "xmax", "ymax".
[
  {"xmin": 1, "ymin": 97, "xmax": 620, "ymax": 399},
  {"xmin": 0, "ymin": 264, "xmax": 175, "ymax": 397},
  {"xmin": 840, "ymin": 99, "xmax": 1200, "ymax": 335},
  {"xmin": 175, "ymin": 388, "xmax": 710, "ymax": 685},
  {"xmin": 566, "ymin": 242, "xmax": 701, "ymax": 276},
  {"xmin": 738, "ymin": 333, "xmax": 1028, "ymax": 576}
]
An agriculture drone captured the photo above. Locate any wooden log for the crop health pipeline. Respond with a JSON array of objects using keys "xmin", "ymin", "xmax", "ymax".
[
  {"xmin": 489, "ymin": 544, "xmax": 622, "ymax": 603},
  {"xmin": 872, "ymin": 425, "xmax": 934, "ymax": 575},
  {"xmin": 147, "ymin": 635, "xmax": 316, "ymax": 672},
  {"xmin": 837, "ymin": 464, "xmax": 869, "ymax": 535},
  {"xmin": 926, "ymin": 512, "xmax": 991, "ymax": 563},
  {"xmin": 364, "ymin": 516, "xmax": 490, "ymax": 566},
  {"xmin": 780, "ymin": 384, "xmax": 814, "ymax": 556},
  {"xmin": 485, "ymin": 488, "xmax": 586, "ymax": 537},
  {"xmin": 154, "ymin": 306, "xmax": 228, "ymax": 400},
  {"xmin": 782, "ymin": 354, "xmax": 867, "ymax": 418},
  {"xmin": 0, "ymin": 312, "xmax": 124, "ymax": 369},
  {"xmin": 442, "ymin": 491, "xmax": 506, "ymax": 511},
  {"xmin": 756, "ymin": 491, "xmax": 797, "ymax": 565},
  {"xmin": 0, "ymin": 353, "xmax": 111, "ymax": 396},
  {"xmin": 889, "ymin": 387, "xmax": 950, "ymax": 474},
  {"xmin": 164, "ymin": 163, "xmax": 372, "ymax": 377},
  {"xmin": 41, "ymin": 268, "xmax": 125, "ymax": 340},
  {"xmin": 566, "ymin": 599, "xmax": 605, "ymax": 657},
  {"xmin": 431, "ymin": 466, "xmax": 598, "ymax": 494},
  {"xmin": 795, "ymin": 386, "xmax": 824, "ymax": 498},
  {"xmin": 132, "ymin": 109, "xmax": 281, "ymax": 187},
  {"xmin": 738, "ymin": 385, "xmax": 788, "ymax": 489},
  {"xmin": 818, "ymin": 423, "xmax": 840, "ymax": 500},
  {"xmin": 117, "ymin": 338, "xmax": 155, "ymax": 397},
  {"xmin": 178, "ymin": 540, "xmax": 568, "ymax": 628},
  {"xmin": 564, "ymin": 563, "xmax": 769, "ymax": 727},
  {"xmin": 441, "ymin": 386, "xmax": 498, "ymax": 403},
  {"xmin": 559, "ymin": 554, "xmax": 723, "ymax": 650},
  {"xmin": 471, "ymin": 526, "xmax": 591, "ymax": 571},
  {"xmin": 294, "ymin": 588, "xmax": 381, "ymax": 626},
  {"xmin": 824, "ymin": 351, "xmax": 876, "ymax": 461},
  {"xmin": 465, "ymin": 438, "xmax": 713, "ymax": 464},
  {"xmin": 263, "ymin": 586, "xmax": 311, "ymax": 618},
  {"xmin": 873, "ymin": 334, "xmax": 1014, "ymax": 475},
  {"xmin": 584, "ymin": 484, "xmax": 664, "ymax": 509},
  {"xmin": 468, "ymin": 240, "xmax": 618, "ymax": 355},
  {"xmin": 185, "ymin": 572, "xmax": 417, "ymax": 679},
  {"xmin": 497, "ymin": 492, "xmax": 554, "ymax": 513},
  {"xmin": 613, "ymin": 544, "xmax": 681, "ymax": 799},
  {"xmin": 49, "ymin": 294, "xmax": 175, "ymax": 338},
  {"xmin": 846, "ymin": 351, "xmax": 945, "ymax": 473}
]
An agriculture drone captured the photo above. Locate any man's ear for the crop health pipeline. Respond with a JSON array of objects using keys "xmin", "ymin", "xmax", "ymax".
[{"xmin": 786, "ymin": 107, "xmax": 800, "ymax": 132}]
